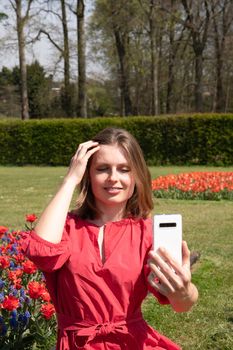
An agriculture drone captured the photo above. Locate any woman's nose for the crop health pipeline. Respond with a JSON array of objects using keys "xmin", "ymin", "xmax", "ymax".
[{"xmin": 108, "ymin": 168, "xmax": 118, "ymax": 181}]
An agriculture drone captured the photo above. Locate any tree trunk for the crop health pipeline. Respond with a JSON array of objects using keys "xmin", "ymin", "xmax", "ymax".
[
  {"xmin": 77, "ymin": 0, "xmax": 87, "ymax": 118},
  {"xmin": 166, "ymin": 14, "xmax": 174, "ymax": 114},
  {"xmin": 181, "ymin": 0, "xmax": 210, "ymax": 112},
  {"xmin": 61, "ymin": 0, "xmax": 72, "ymax": 116},
  {"xmin": 211, "ymin": 1, "xmax": 232, "ymax": 113},
  {"xmin": 16, "ymin": 0, "xmax": 29, "ymax": 120},
  {"xmin": 166, "ymin": 49, "xmax": 175, "ymax": 114},
  {"xmin": 215, "ymin": 51, "xmax": 224, "ymax": 112},
  {"xmin": 149, "ymin": 0, "xmax": 159, "ymax": 115},
  {"xmin": 194, "ymin": 50, "xmax": 203, "ymax": 112},
  {"xmin": 166, "ymin": 0, "xmax": 182, "ymax": 114},
  {"xmin": 114, "ymin": 30, "xmax": 132, "ymax": 116}
]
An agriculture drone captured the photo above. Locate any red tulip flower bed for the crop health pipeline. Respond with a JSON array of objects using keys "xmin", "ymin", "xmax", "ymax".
[
  {"xmin": 152, "ymin": 172, "xmax": 233, "ymax": 200},
  {"xmin": 0, "ymin": 215, "xmax": 56, "ymax": 349}
]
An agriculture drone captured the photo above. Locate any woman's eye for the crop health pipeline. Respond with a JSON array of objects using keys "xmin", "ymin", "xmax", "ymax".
[
  {"xmin": 120, "ymin": 168, "xmax": 130, "ymax": 172},
  {"xmin": 96, "ymin": 166, "xmax": 130, "ymax": 172},
  {"xmin": 97, "ymin": 167, "xmax": 108, "ymax": 172}
]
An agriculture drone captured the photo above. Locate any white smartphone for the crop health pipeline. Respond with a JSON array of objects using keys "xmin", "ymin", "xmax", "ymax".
[{"xmin": 153, "ymin": 214, "xmax": 182, "ymax": 265}]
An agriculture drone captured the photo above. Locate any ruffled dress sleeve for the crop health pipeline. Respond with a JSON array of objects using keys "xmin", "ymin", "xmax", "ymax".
[
  {"xmin": 20, "ymin": 215, "xmax": 72, "ymax": 273},
  {"xmin": 143, "ymin": 218, "xmax": 170, "ymax": 305}
]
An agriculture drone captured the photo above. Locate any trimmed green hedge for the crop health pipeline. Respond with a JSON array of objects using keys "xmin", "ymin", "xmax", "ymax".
[{"xmin": 0, "ymin": 114, "xmax": 233, "ymax": 165}]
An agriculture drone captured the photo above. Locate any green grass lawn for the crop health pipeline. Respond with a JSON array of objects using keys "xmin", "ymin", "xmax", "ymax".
[{"xmin": 0, "ymin": 165, "xmax": 233, "ymax": 349}]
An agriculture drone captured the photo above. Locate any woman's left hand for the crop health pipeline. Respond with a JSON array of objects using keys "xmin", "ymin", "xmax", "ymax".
[{"xmin": 147, "ymin": 241, "xmax": 198, "ymax": 312}]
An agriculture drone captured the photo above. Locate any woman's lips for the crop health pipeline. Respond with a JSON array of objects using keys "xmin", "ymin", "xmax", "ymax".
[{"xmin": 104, "ymin": 187, "xmax": 123, "ymax": 194}]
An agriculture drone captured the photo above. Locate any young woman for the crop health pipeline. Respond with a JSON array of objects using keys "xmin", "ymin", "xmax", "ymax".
[{"xmin": 22, "ymin": 127, "xmax": 198, "ymax": 350}]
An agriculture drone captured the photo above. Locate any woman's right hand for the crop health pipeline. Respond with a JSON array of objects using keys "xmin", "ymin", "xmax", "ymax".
[{"xmin": 64, "ymin": 141, "xmax": 100, "ymax": 186}]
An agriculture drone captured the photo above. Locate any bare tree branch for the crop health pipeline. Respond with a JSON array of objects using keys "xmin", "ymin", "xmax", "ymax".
[
  {"xmin": 9, "ymin": 0, "xmax": 16, "ymax": 12},
  {"xmin": 38, "ymin": 29, "xmax": 63, "ymax": 53},
  {"xmin": 25, "ymin": 0, "xmax": 34, "ymax": 19}
]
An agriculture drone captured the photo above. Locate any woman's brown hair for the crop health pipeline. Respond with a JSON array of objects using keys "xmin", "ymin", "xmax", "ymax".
[{"xmin": 73, "ymin": 127, "xmax": 153, "ymax": 219}]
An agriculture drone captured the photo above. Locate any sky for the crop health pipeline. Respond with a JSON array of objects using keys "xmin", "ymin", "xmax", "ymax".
[{"xmin": 0, "ymin": 1, "xmax": 102, "ymax": 80}]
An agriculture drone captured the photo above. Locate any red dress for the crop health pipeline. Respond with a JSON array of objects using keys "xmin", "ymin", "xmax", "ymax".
[{"xmin": 21, "ymin": 213, "xmax": 181, "ymax": 350}]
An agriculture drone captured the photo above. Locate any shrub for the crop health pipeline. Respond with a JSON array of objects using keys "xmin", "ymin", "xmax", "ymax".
[{"xmin": 0, "ymin": 114, "xmax": 232, "ymax": 165}]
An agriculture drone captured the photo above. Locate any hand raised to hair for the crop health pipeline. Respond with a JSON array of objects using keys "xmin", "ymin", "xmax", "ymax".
[
  {"xmin": 147, "ymin": 241, "xmax": 198, "ymax": 312},
  {"xmin": 64, "ymin": 141, "xmax": 100, "ymax": 186}
]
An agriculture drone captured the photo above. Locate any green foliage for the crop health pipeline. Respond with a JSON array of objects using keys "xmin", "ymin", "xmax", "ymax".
[
  {"xmin": 26, "ymin": 61, "xmax": 53, "ymax": 118},
  {"xmin": 0, "ymin": 114, "xmax": 232, "ymax": 165},
  {"xmin": 87, "ymin": 80, "xmax": 117, "ymax": 116},
  {"xmin": 60, "ymin": 83, "xmax": 77, "ymax": 118},
  {"xmin": 153, "ymin": 188, "xmax": 233, "ymax": 201},
  {"xmin": 0, "ymin": 63, "xmax": 54, "ymax": 118},
  {"xmin": 0, "ymin": 67, "xmax": 15, "ymax": 86},
  {"xmin": 0, "ymin": 13, "xmax": 8, "ymax": 21}
]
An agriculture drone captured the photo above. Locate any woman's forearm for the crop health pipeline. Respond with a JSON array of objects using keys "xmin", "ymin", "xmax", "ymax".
[
  {"xmin": 33, "ymin": 141, "xmax": 100, "ymax": 244},
  {"xmin": 34, "ymin": 178, "xmax": 77, "ymax": 243}
]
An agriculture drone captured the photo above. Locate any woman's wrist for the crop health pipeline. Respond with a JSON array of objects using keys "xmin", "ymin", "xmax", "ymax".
[
  {"xmin": 169, "ymin": 283, "xmax": 198, "ymax": 313},
  {"xmin": 62, "ymin": 174, "xmax": 80, "ymax": 189}
]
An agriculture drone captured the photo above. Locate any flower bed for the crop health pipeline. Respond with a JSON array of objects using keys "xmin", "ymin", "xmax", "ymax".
[
  {"xmin": 0, "ymin": 216, "xmax": 56, "ymax": 349},
  {"xmin": 152, "ymin": 172, "xmax": 233, "ymax": 200}
]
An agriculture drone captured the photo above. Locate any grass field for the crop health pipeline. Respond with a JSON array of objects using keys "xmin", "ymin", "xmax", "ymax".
[{"xmin": 0, "ymin": 165, "xmax": 233, "ymax": 349}]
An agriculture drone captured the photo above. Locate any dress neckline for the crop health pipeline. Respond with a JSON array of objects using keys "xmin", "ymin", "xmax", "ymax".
[{"xmin": 78, "ymin": 217, "xmax": 132, "ymax": 228}]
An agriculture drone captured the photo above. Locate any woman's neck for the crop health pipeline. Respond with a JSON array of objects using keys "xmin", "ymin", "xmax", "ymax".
[{"xmin": 91, "ymin": 204, "xmax": 126, "ymax": 226}]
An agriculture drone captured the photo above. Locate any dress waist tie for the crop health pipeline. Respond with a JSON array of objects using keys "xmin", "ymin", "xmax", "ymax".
[{"xmin": 57, "ymin": 313, "xmax": 145, "ymax": 349}]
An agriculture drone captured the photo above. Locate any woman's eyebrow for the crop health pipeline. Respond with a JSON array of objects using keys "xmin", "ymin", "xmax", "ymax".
[{"xmin": 95, "ymin": 162, "xmax": 130, "ymax": 166}]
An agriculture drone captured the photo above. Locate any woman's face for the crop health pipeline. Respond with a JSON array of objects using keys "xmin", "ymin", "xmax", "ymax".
[{"xmin": 89, "ymin": 144, "xmax": 135, "ymax": 211}]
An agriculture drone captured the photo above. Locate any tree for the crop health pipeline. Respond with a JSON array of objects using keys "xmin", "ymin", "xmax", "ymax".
[
  {"xmin": 0, "ymin": 63, "xmax": 53, "ymax": 118},
  {"xmin": 149, "ymin": 0, "xmax": 159, "ymax": 115},
  {"xmin": 138, "ymin": 0, "xmax": 161, "ymax": 115},
  {"xmin": 37, "ymin": 0, "xmax": 74, "ymax": 117},
  {"xmin": 91, "ymin": 0, "xmax": 136, "ymax": 116},
  {"xmin": 0, "ymin": 67, "xmax": 14, "ymax": 85},
  {"xmin": 210, "ymin": 0, "xmax": 233, "ymax": 112},
  {"xmin": 0, "ymin": 66, "xmax": 20, "ymax": 117},
  {"xmin": 77, "ymin": 0, "xmax": 87, "ymax": 118},
  {"xmin": 69, "ymin": 0, "xmax": 87, "ymax": 118},
  {"xmin": 10, "ymin": 0, "xmax": 34, "ymax": 120},
  {"xmin": 163, "ymin": 0, "xmax": 187, "ymax": 113},
  {"xmin": 26, "ymin": 60, "xmax": 53, "ymax": 118},
  {"xmin": 180, "ymin": 0, "xmax": 210, "ymax": 112},
  {"xmin": 87, "ymin": 79, "xmax": 116, "ymax": 117},
  {"xmin": 60, "ymin": 0, "xmax": 72, "ymax": 116},
  {"xmin": 108, "ymin": 0, "xmax": 133, "ymax": 116}
]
